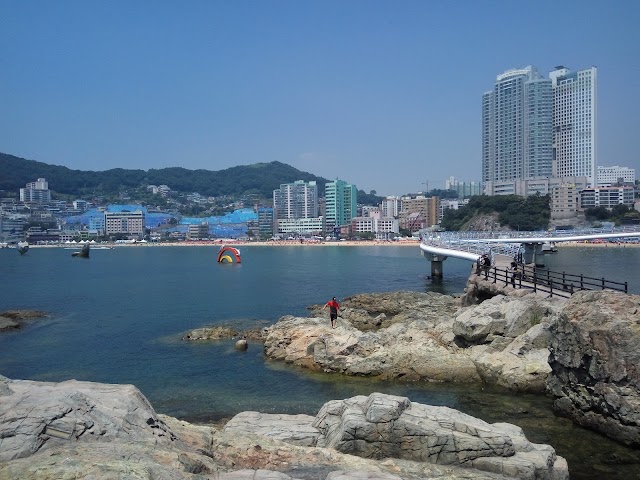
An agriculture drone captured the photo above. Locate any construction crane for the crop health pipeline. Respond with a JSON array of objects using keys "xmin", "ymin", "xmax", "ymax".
[{"xmin": 420, "ymin": 180, "xmax": 445, "ymax": 193}]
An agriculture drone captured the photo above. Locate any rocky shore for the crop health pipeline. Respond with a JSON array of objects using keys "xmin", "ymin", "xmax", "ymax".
[
  {"xmin": 263, "ymin": 274, "xmax": 640, "ymax": 447},
  {"xmin": 3, "ymin": 269, "xmax": 639, "ymax": 478},
  {"xmin": 0, "ymin": 375, "xmax": 567, "ymax": 479}
]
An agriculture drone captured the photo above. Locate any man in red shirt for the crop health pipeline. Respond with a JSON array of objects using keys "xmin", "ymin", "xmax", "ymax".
[{"xmin": 323, "ymin": 297, "xmax": 340, "ymax": 328}]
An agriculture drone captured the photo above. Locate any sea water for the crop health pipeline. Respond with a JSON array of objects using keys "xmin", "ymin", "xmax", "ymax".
[{"xmin": 1, "ymin": 244, "xmax": 639, "ymax": 479}]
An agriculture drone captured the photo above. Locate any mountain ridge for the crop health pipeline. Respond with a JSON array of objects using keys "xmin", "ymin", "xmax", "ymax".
[{"xmin": 0, "ymin": 152, "xmax": 345, "ymax": 200}]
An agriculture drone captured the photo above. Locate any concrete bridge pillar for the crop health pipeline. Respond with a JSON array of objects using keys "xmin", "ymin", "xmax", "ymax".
[
  {"xmin": 523, "ymin": 243, "xmax": 546, "ymax": 267},
  {"xmin": 423, "ymin": 252, "xmax": 448, "ymax": 280}
]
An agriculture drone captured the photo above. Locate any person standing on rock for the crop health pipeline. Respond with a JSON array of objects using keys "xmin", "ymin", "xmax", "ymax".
[{"xmin": 323, "ymin": 297, "xmax": 340, "ymax": 328}]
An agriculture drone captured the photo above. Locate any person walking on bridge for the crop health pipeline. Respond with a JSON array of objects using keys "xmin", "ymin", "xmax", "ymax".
[
  {"xmin": 323, "ymin": 297, "xmax": 340, "ymax": 329},
  {"xmin": 481, "ymin": 254, "xmax": 491, "ymax": 279}
]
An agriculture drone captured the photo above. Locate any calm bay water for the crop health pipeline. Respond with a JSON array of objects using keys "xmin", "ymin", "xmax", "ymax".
[{"xmin": 1, "ymin": 244, "xmax": 639, "ymax": 479}]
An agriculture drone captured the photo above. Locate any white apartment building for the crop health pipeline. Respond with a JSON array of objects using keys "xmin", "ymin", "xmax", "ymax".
[
  {"xmin": 273, "ymin": 180, "xmax": 318, "ymax": 220},
  {"xmin": 597, "ymin": 165, "xmax": 635, "ymax": 186},
  {"xmin": 20, "ymin": 177, "xmax": 52, "ymax": 203},
  {"xmin": 380, "ymin": 196, "xmax": 401, "ymax": 218},
  {"xmin": 481, "ymin": 65, "xmax": 598, "ymax": 195},
  {"xmin": 550, "ymin": 66, "xmax": 597, "ymax": 186},
  {"xmin": 276, "ymin": 217, "xmax": 324, "ymax": 235},
  {"xmin": 580, "ymin": 186, "xmax": 635, "ymax": 209},
  {"xmin": 351, "ymin": 216, "xmax": 399, "ymax": 237}
]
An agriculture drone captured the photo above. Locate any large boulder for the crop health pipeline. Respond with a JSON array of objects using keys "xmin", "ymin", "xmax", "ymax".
[
  {"xmin": 225, "ymin": 392, "xmax": 568, "ymax": 480},
  {"xmin": 547, "ymin": 290, "xmax": 640, "ymax": 446},
  {"xmin": 0, "ymin": 375, "xmax": 177, "ymax": 462},
  {"xmin": 453, "ymin": 295, "xmax": 562, "ymax": 345},
  {"xmin": 1, "ymin": 375, "xmax": 548, "ymax": 480}
]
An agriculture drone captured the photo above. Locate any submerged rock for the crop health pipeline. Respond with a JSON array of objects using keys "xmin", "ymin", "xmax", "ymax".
[{"xmin": 0, "ymin": 310, "xmax": 48, "ymax": 332}]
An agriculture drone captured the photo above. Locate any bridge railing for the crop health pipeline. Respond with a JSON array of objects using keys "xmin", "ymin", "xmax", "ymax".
[{"xmin": 477, "ymin": 264, "xmax": 628, "ymax": 298}]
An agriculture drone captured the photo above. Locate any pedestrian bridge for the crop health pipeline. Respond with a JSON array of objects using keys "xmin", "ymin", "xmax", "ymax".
[{"xmin": 419, "ymin": 226, "xmax": 640, "ymax": 279}]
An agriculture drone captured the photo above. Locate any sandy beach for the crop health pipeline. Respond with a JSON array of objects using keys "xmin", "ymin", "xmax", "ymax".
[{"xmin": 28, "ymin": 239, "xmax": 422, "ymax": 248}]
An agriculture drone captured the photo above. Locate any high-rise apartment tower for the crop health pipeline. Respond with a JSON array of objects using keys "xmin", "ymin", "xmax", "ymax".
[
  {"xmin": 549, "ymin": 66, "xmax": 597, "ymax": 186},
  {"xmin": 325, "ymin": 179, "xmax": 357, "ymax": 233},
  {"xmin": 273, "ymin": 180, "xmax": 318, "ymax": 220},
  {"xmin": 482, "ymin": 66, "xmax": 553, "ymax": 184}
]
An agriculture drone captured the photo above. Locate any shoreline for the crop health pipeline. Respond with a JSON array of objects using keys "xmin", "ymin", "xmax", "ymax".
[
  {"xmin": 27, "ymin": 240, "xmax": 422, "ymax": 248},
  {"xmin": 24, "ymin": 239, "xmax": 640, "ymax": 249}
]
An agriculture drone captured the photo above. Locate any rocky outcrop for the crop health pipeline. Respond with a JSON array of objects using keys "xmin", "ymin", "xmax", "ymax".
[
  {"xmin": 0, "ymin": 375, "xmax": 565, "ymax": 479},
  {"xmin": 0, "ymin": 310, "xmax": 47, "ymax": 332},
  {"xmin": 307, "ymin": 291, "xmax": 460, "ymax": 331},
  {"xmin": 453, "ymin": 295, "xmax": 563, "ymax": 392},
  {"xmin": 0, "ymin": 374, "xmax": 177, "ymax": 462},
  {"xmin": 225, "ymin": 392, "xmax": 568, "ymax": 480},
  {"xmin": 183, "ymin": 325, "xmax": 240, "ymax": 340},
  {"xmin": 183, "ymin": 324, "xmax": 269, "ymax": 341},
  {"xmin": 265, "ymin": 291, "xmax": 562, "ymax": 392},
  {"xmin": 547, "ymin": 290, "xmax": 640, "ymax": 447}
]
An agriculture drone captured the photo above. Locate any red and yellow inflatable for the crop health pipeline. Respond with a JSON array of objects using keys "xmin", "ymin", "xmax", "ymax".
[{"xmin": 217, "ymin": 246, "xmax": 241, "ymax": 263}]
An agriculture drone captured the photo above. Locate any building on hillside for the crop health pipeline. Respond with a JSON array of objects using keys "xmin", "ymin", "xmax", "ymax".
[
  {"xmin": 439, "ymin": 198, "xmax": 470, "ymax": 222},
  {"xmin": 73, "ymin": 200, "xmax": 90, "ymax": 211},
  {"xmin": 187, "ymin": 222, "xmax": 209, "ymax": 240},
  {"xmin": 20, "ymin": 178, "xmax": 52, "ymax": 203},
  {"xmin": 482, "ymin": 66, "xmax": 553, "ymax": 184},
  {"xmin": 399, "ymin": 195, "xmax": 440, "ymax": 230},
  {"xmin": 550, "ymin": 66, "xmax": 597, "ymax": 186},
  {"xmin": 445, "ymin": 177, "xmax": 482, "ymax": 198},
  {"xmin": 579, "ymin": 186, "xmax": 635, "ymax": 209},
  {"xmin": 360, "ymin": 206, "xmax": 380, "ymax": 218},
  {"xmin": 483, "ymin": 176, "xmax": 589, "ymax": 197},
  {"xmin": 550, "ymin": 184, "xmax": 579, "ymax": 220},
  {"xmin": 104, "ymin": 211, "xmax": 145, "ymax": 237},
  {"xmin": 597, "ymin": 166, "xmax": 635, "ymax": 186},
  {"xmin": 325, "ymin": 179, "xmax": 357, "ymax": 235}
]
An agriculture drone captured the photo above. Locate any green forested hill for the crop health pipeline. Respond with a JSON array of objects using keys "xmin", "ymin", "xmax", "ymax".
[{"xmin": 0, "ymin": 152, "xmax": 344, "ymax": 200}]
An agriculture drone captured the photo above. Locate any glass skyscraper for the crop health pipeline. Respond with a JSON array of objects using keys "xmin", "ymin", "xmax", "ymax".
[
  {"xmin": 325, "ymin": 179, "xmax": 357, "ymax": 232},
  {"xmin": 482, "ymin": 66, "xmax": 553, "ymax": 184}
]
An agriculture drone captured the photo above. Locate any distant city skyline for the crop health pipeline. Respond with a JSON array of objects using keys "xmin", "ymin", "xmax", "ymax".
[{"xmin": 1, "ymin": 1, "xmax": 638, "ymax": 196}]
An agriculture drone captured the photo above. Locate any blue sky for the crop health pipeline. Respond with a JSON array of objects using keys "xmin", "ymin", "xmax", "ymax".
[{"xmin": 1, "ymin": 1, "xmax": 638, "ymax": 196}]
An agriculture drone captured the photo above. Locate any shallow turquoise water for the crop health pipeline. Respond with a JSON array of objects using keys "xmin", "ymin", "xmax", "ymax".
[{"xmin": 1, "ymin": 245, "xmax": 638, "ymax": 479}]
